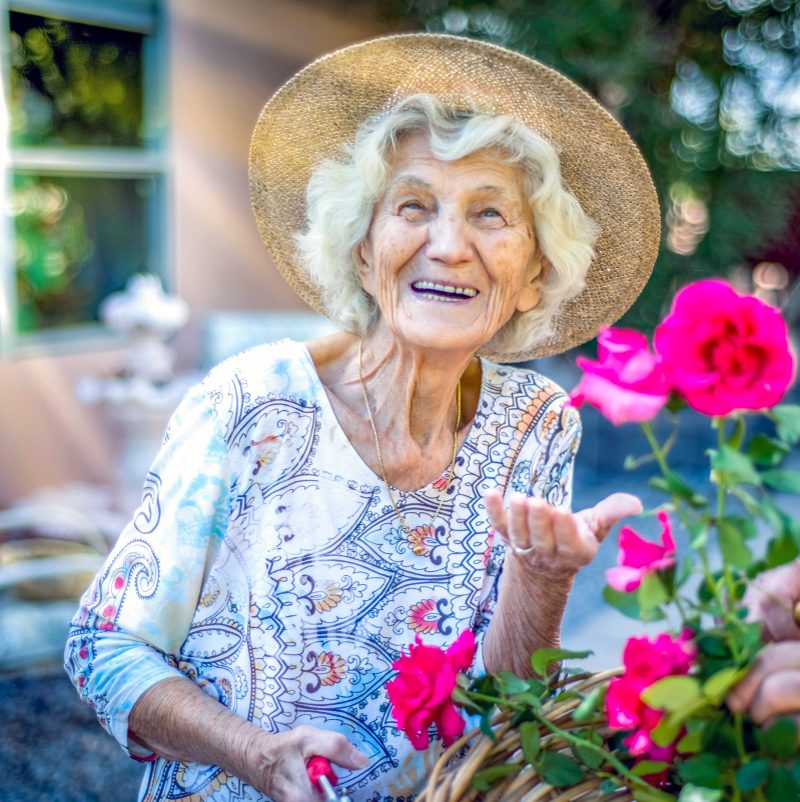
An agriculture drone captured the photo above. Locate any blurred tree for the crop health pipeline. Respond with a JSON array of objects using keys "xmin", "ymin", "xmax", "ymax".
[{"xmin": 348, "ymin": 0, "xmax": 800, "ymax": 331}]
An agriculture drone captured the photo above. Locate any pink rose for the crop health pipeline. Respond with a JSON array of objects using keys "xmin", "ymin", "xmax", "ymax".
[
  {"xmin": 387, "ymin": 630, "xmax": 476, "ymax": 750},
  {"xmin": 606, "ymin": 511, "xmax": 676, "ymax": 592},
  {"xmin": 569, "ymin": 327, "xmax": 670, "ymax": 425},
  {"xmin": 654, "ymin": 279, "xmax": 796, "ymax": 416},
  {"xmin": 606, "ymin": 631, "xmax": 696, "ymax": 761}
]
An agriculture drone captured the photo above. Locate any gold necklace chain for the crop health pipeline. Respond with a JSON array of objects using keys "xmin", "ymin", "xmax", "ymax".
[{"xmin": 358, "ymin": 339, "xmax": 461, "ymax": 537}]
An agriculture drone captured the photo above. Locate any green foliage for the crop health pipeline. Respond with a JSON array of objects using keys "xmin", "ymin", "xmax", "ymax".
[
  {"xmin": 537, "ymin": 751, "xmax": 586, "ymax": 787},
  {"xmin": 771, "ymin": 405, "xmax": 800, "ymax": 446},
  {"xmin": 471, "ymin": 763, "xmax": 520, "ymax": 791},
  {"xmin": 362, "ymin": 0, "xmax": 800, "ymax": 328},
  {"xmin": 529, "ymin": 647, "xmax": 592, "ymax": 677}
]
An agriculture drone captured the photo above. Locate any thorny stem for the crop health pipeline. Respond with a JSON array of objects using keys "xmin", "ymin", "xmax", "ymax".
[{"xmin": 640, "ymin": 420, "xmax": 725, "ymax": 625}]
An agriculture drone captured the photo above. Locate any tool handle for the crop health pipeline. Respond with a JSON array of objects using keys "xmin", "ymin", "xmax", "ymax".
[{"xmin": 307, "ymin": 755, "xmax": 339, "ymax": 789}]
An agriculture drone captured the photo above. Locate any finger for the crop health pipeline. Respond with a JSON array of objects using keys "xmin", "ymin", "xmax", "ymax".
[
  {"xmin": 485, "ymin": 489, "xmax": 508, "ymax": 539},
  {"xmin": 525, "ymin": 498, "xmax": 555, "ymax": 556},
  {"xmin": 552, "ymin": 507, "xmax": 596, "ymax": 566},
  {"xmin": 302, "ymin": 729, "xmax": 370, "ymax": 771},
  {"xmin": 763, "ymin": 606, "xmax": 800, "ymax": 643},
  {"xmin": 745, "ymin": 668, "xmax": 800, "ymax": 724},
  {"xmin": 583, "ymin": 493, "xmax": 642, "ymax": 543},
  {"xmin": 508, "ymin": 494, "xmax": 533, "ymax": 551},
  {"xmin": 729, "ymin": 642, "xmax": 800, "ymax": 712}
]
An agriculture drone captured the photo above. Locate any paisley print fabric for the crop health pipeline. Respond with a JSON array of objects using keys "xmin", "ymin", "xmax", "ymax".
[{"xmin": 65, "ymin": 340, "xmax": 580, "ymax": 801}]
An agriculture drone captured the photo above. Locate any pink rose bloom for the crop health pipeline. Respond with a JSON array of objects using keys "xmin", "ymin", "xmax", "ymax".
[
  {"xmin": 654, "ymin": 279, "xmax": 796, "ymax": 416},
  {"xmin": 387, "ymin": 630, "xmax": 476, "ymax": 750},
  {"xmin": 569, "ymin": 327, "xmax": 670, "ymax": 425},
  {"xmin": 606, "ymin": 631, "xmax": 696, "ymax": 760},
  {"xmin": 606, "ymin": 511, "xmax": 676, "ymax": 592}
]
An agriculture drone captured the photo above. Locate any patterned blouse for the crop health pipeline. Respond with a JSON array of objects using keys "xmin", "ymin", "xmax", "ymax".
[{"xmin": 65, "ymin": 339, "xmax": 580, "ymax": 802}]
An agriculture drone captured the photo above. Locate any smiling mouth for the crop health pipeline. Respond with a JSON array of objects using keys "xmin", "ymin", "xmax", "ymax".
[{"xmin": 410, "ymin": 281, "xmax": 479, "ymax": 302}]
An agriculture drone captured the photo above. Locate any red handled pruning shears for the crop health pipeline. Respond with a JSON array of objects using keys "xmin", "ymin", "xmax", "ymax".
[{"xmin": 306, "ymin": 756, "xmax": 353, "ymax": 802}]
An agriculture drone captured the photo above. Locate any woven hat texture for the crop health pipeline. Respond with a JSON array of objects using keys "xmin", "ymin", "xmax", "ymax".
[{"xmin": 249, "ymin": 33, "xmax": 661, "ymax": 361}]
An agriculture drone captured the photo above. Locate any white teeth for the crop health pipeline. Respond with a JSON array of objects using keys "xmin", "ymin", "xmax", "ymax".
[{"xmin": 411, "ymin": 281, "xmax": 478, "ymax": 298}]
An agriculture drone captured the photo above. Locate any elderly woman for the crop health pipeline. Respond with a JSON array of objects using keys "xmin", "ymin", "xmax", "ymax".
[{"xmin": 65, "ymin": 34, "xmax": 659, "ymax": 802}]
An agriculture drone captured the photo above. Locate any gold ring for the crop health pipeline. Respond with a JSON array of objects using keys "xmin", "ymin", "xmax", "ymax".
[
  {"xmin": 793, "ymin": 601, "xmax": 800, "ymax": 628},
  {"xmin": 512, "ymin": 545, "xmax": 535, "ymax": 556}
]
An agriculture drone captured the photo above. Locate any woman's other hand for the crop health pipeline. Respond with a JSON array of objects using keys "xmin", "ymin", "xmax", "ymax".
[
  {"xmin": 241, "ymin": 725, "xmax": 369, "ymax": 802},
  {"xmin": 484, "ymin": 489, "xmax": 643, "ymax": 576}
]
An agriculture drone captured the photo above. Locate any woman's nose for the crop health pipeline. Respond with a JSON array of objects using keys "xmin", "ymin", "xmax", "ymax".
[{"xmin": 425, "ymin": 212, "xmax": 473, "ymax": 265}]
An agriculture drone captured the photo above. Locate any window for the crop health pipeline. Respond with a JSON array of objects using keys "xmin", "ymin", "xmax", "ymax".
[{"xmin": 1, "ymin": 0, "xmax": 167, "ymax": 353}]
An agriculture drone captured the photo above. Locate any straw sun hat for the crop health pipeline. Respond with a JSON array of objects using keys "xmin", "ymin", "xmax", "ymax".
[{"xmin": 249, "ymin": 33, "xmax": 660, "ymax": 362}]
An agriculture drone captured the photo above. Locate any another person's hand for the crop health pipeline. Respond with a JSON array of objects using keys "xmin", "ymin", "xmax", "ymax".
[
  {"xmin": 728, "ymin": 641, "xmax": 800, "ymax": 736},
  {"xmin": 484, "ymin": 489, "xmax": 642, "ymax": 576},
  {"xmin": 741, "ymin": 559, "xmax": 800, "ymax": 643},
  {"xmin": 728, "ymin": 560, "xmax": 800, "ymax": 740},
  {"xmin": 238, "ymin": 725, "xmax": 368, "ymax": 802}
]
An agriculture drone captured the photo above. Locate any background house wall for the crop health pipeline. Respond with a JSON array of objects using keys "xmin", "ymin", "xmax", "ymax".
[{"xmin": 0, "ymin": 0, "xmax": 386, "ymax": 508}]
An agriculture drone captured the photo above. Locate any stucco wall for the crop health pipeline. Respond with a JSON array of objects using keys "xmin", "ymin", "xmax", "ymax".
[{"xmin": 0, "ymin": 0, "xmax": 387, "ymax": 508}]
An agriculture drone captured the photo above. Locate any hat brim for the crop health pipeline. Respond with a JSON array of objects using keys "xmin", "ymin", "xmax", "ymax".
[{"xmin": 249, "ymin": 33, "xmax": 660, "ymax": 362}]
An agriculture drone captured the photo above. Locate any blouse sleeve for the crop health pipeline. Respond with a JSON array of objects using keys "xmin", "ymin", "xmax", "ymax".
[
  {"xmin": 471, "ymin": 396, "xmax": 582, "ymax": 674},
  {"xmin": 64, "ymin": 381, "xmax": 232, "ymax": 758}
]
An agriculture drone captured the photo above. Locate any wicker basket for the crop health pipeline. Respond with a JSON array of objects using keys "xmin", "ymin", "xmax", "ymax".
[{"xmin": 419, "ymin": 668, "xmax": 631, "ymax": 802}]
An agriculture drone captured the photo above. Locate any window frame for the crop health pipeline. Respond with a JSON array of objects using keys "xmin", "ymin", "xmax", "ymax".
[{"xmin": 0, "ymin": 0, "xmax": 169, "ymax": 357}]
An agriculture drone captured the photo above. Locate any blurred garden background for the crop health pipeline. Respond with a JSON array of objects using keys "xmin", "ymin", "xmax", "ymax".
[{"xmin": 1, "ymin": 0, "xmax": 799, "ymax": 800}]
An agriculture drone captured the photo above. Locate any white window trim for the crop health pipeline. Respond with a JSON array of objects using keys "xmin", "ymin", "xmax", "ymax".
[{"xmin": 0, "ymin": 0, "xmax": 169, "ymax": 358}]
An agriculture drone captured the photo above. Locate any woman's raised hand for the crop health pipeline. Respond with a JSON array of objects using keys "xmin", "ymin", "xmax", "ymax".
[
  {"xmin": 484, "ymin": 489, "xmax": 642, "ymax": 576},
  {"xmin": 241, "ymin": 725, "xmax": 369, "ymax": 802}
]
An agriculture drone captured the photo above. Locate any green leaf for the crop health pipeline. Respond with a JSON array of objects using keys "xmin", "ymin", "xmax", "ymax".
[
  {"xmin": 665, "ymin": 470, "xmax": 708, "ymax": 507},
  {"xmin": 530, "ymin": 647, "xmax": 592, "ymax": 677},
  {"xmin": 746, "ymin": 433, "xmax": 790, "ymax": 467},
  {"xmin": 735, "ymin": 758, "xmax": 770, "ymax": 792},
  {"xmin": 696, "ymin": 634, "xmax": 729, "ymax": 659},
  {"xmin": 711, "ymin": 444, "xmax": 761, "ymax": 486},
  {"xmin": 638, "ymin": 571, "xmax": 669, "ymax": 611},
  {"xmin": 729, "ymin": 622, "xmax": 764, "ymax": 662},
  {"xmin": 718, "ymin": 518, "xmax": 754, "ymax": 569},
  {"xmin": 632, "ymin": 760, "xmax": 670, "ymax": 776},
  {"xmin": 537, "ymin": 751, "xmax": 585, "ymax": 787},
  {"xmin": 599, "ymin": 778, "xmax": 621, "ymax": 794},
  {"xmin": 479, "ymin": 709, "xmax": 496, "ymax": 741},
  {"xmin": 760, "ymin": 716, "xmax": 799, "ymax": 759},
  {"xmin": 678, "ymin": 754, "xmax": 724, "ymax": 788},
  {"xmin": 510, "ymin": 691, "xmax": 543, "ymax": 710},
  {"xmin": 766, "ymin": 533, "xmax": 800, "ymax": 567},
  {"xmin": 677, "ymin": 785, "xmax": 723, "ymax": 802},
  {"xmin": 519, "ymin": 721, "xmax": 540, "ymax": 764},
  {"xmin": 573, "ymin": 685, "xmax": 604, "ymax": 722},
  {"xmin": 497, "ymin": 671, "xmax": 530, "ymax": 695},
  {"xmin": 765, "ymin": 767, "xmax": 800, "ymax": 802},
  {"xmin": 771, "ymin": 404, "xmax": 800, "ymax": 445},
  {"xmin": 642, "ymin": 676, "xmax": 702, "ymax": 712},
  {"xmin": 603, "ymin": 584, "xmax": 643, "ymax": 619},
  {"xmin": 471, "ymin": 763, "xmax": 520, "ymax": 791},
  {"xmin": 761, "ymin": 469, "xmax": 800, "ymax": 494},
  {"xmin": 702, "ymin": 667, "xmax": 747, "ymax": 705},
  {"xmin": 651, "ymin": 713, "xmax": 684, "ymax": 747},
  {"xmin": 676, "ymin": 728, "xmax": 704, "ymax": 754},
  {"xmin": 571, "ymin": 728, "xmax": 604, "ymax": 769}
]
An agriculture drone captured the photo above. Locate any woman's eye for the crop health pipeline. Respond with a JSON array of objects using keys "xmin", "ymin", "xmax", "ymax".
[
  {"xmin": 399, "ymin": 201, "xmax": 424, "ymax": 213},
  {"xmin": 480, "ymin": 208, "xmax": 503, "ymax": 219}
]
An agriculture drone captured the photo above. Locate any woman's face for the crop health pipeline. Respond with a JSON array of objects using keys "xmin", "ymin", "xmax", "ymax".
[{"xmin": 357, "ymin": 131, "xmax": 545, "ymax": 356}]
